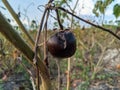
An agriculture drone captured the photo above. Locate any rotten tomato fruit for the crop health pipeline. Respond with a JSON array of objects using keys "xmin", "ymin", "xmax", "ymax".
[{"xmin": 47, "ymin": 29, "xmax": 76, "ymax": 58}]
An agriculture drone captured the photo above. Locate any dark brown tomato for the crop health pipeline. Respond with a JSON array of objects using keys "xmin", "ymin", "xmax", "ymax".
[{"xmin": 47, "ymin": 29, "xmax": 76, "ymax": 58}]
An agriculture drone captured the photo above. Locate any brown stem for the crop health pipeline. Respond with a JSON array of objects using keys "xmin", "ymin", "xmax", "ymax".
[
  {"xmin": 56, "ymin": 7, "xmax": 120, "ymax": 40},
  {"xmin": 67, "ymin": 58, "xmax": 71, "ymax": 90},
  {"xmin": 33, "ymin": 9, "xmax": 48, "ymax": 64},
  {"xmin": 33, "ymin": 8, "xmax": 48, "ymax": 90},
  {"xmin": 55, "ymin": 9, "xmax": 64, "ymax": 30},
  {"xmin": 0, "ymin": 12, "xmax": 51, "ymax": 90},
  {"xmin": 43, "ymin": 10, "xmax": 50, "ymax": 68},
  {"xmin": 36, "ymin": 63, "xmax": 40, "ymax": 90},
  {"xmin": 70, "ymin": 0, "xmax": 79, "ymax": 28}
]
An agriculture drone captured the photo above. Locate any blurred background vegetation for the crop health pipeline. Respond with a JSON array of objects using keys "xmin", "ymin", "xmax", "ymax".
[{"xmin": 0, "ymin": 0, "xmax": 120, "ymax": 90}]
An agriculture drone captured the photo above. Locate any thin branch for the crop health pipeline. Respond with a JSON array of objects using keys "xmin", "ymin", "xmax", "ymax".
[
  {"xmin": 56, "ymin": 7, "xmax": 120, "ymax": 40},
  {"xmin": 67, "ymin": 58, "xmax": 71, "ymax": 90},
  {"xmin": 55, "ymin": 9, "xmax": 64, "ymax": 30},
  {"xmin": 33, "ymin": 7, "xmax": 48, "ymax": 90},
  {"xmin": 33, "ymin": 1, "xmax": 53, "ymax": 90},
  {"xmin": 36, "ymin": 62, "xmax": 40, "ymax": 90},
  {"xmin": 38, "ymin": 5, "xmax": 57, "ymax": 21},
  {"xmin": 33, "ymin": 0, "xmax": 55, "ymax": 64},
  {"xmin": 64, "ymin": 0, "xmax": 73, "ymax": 12},
  {"xmin": 35, "ymin": 8, "xmax": 49, "ymax": 90},
  {"xmin": 70, "ymin": 0, "xmax": 79, "ymax": 28},
  {"xmin": 33, "ymin": 9, "xmax": 47, "ymax": 64},
  {"xmin": 44, "ymin": 10, "xmax": 50, "ymax": 68}
]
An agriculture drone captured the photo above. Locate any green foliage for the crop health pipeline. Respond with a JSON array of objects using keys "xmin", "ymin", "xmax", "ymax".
[
  {"xmin": 96, "ymin": 72, "xmax": 119, "ymax": 80},
  {"xmin": 115, "ymin": 20, "xmax": 120, "ymax": 25},
  {"xmin": 113, "ymin": 4, "xmax": 120, "ymax": 18},
  {"xmin": 77, "ymin": 81, "xmax": 90, "ymax": 90},
  {"xmin": 95, "ymin": 72, "xmax": 120, "ymax": 86},
  {"xmin": 0, "ymin": 34, "xmax": 15, "ymax": 73},
  {"xmin": 54, "ymin": 0, "xmax": 72, "ymax": 7},
  {"xmin": 30, "ymin": 20, "xmax": 38, "ymax": 30},
  {"xmin": 93, "ymin": 0, "xmax": 114, "ymax": 17},
  {"xmin": 93, "ymin": 0, "xmax": 120, "ymax": 18},
  {"xmin": 13, "ymin": 58, "xmax": 31, "ymax": 81},
  {"xmin": 0, "ymin": 6, "xmax": 6, "ymax": 10},
  {"xmin": 0, "ymin": 84, "xmax": 3, "ymax": 90},
  {"xmin": 53, "ymin": 0, "xmax": 72, "ymax": 28},
  {"xmin": 75, "ymin": 49, "xmax": 83, "ymax": 59},
  {"xmin": 54, "ymin": 0, "xmax": 66, "ymax": 7}
]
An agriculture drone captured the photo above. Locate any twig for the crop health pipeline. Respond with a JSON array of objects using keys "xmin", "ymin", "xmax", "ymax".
[
  {"xmin": 33, "ymin": 1, "xmax": 54, "ymax": 90},
  {"xmin": 64, "ymin": 0, "xmax": 73, "ymax": 12},
  {"xmin": 16, "ymin": 55, "xmax": 36, "ymax": 90},
  {"xmin": 36, "ymin": 63, "xmax": 40, "ymax": 90},
  {"xmin": 38, "ymin": 5, "xmax": 57, "ymax": 21},
  {"xmin": 56, "ymin": 7, "xmax": 120, "ymax": 40},
  {"xmin": 33, "ymin": 7, "xmax": 47, "ymax": 90},
  {"xmin": 55, "ymin": 9, "xmax": 64, "ymax": 30},
  {"xmin": 67, "ymin": 58, "xmax": 71, "ymax": 90},
  {"xmin": 38, "ymin": 5, "xmax": 57, "ymax": 20},
  {"xmin": 33, "ymin": 9, "xmax": 47, "ymax": 63},
  {"xmin": 34, "ymin": 0, "xmax": 54, "ymax": 64},
  {"xmin": 30, "ymin": 76, "xmax": 36, "ymax": 90},
  {"xmin": 44, "ymin": 10, "xmax": 50, "ymax": 68},
  {"xmin": 70, "ymin": 0, "xmax": 79, "ymax": 28}
]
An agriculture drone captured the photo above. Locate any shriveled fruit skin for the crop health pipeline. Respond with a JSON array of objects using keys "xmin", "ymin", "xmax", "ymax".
[{"xmin": 47, "ymin": 29, "xmax": 76, "ymax": 58}]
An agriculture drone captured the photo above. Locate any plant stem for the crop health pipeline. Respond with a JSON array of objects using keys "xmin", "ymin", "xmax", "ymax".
[
  {"xmin": 56, "ymin": 59, "xmax": 61, "ymax": 90},
  {"xmin": 57, "ymin": 7, "xmax": 120, "ymax": 40},
  {"xmin": 55, "ymin": 9, "xmax": 63, "ymax": 30},
  {"xmin": 2, "ymin": 0, "xmax": 34, "ymax": 47},
  {"xmin": 67, "ymin": 58, "xmax": 71, "ymax": 90},
  {"xmin": 0, "ymin": 12, "xmax": 51, "ymax": 90},
  {"xmin": 43, "ymin": 10, "xmax": 50, "ymax": 68}
]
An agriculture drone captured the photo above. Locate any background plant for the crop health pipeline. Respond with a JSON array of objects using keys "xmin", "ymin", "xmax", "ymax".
[{"xmin": 0, "ymin": 0, "xmax": 120, "ymax": 90}]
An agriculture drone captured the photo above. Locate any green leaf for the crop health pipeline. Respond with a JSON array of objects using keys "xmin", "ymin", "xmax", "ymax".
[
  {"xmin": 113, "ymin": 4, "xmax": 120, "ymax": 18},
  {"xmin": 104, "ymin": 0, "xmax": 114, "ymax": 6},
  {"xmin": 92, "ymin": 9, "xmax": 99, "ymax": 17},
  {"xmin": 93, "ymin": 0, "xmax": 114, "ymax": 16}
]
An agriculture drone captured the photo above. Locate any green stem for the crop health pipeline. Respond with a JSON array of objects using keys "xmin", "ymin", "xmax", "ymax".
[
  {"xmin": 2, "ymin": 0, "xmax": 34, "ymax": 47},
  {"xmin": 67, "ymin": 58, "xmax": 71, "ymax": 90},
  {"xmin": 0, "ymin": 12, "xmax": 51, "ymax": 90}
]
